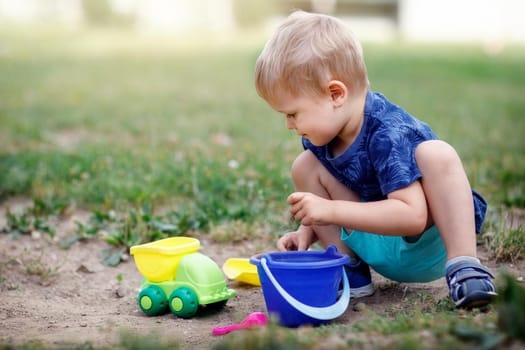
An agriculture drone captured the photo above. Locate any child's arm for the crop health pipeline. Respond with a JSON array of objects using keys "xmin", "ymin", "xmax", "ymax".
[{"xmin": 288, "ymin": 180, "xmax": 429, "ymax": 236}]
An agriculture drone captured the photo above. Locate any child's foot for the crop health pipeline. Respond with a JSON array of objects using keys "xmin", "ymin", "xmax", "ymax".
[
  {"xmin": 344, "ymin": 259, "xmax": 375, "ymax": 298},
  {"xmin": 446, "ymin": 261, "xmax": 497, "ymax": 308}
]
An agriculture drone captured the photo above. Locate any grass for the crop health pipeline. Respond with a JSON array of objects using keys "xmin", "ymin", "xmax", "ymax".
[
  {"xmin": 1, "ymin": 27, "xmax": 524, "ymax": 223},
  {"xmin": 2, "ymin": 27, "xmax": 524, "ymax": 251},
  {"xmin": 1, "ymin": 25, "xmax": 525, "ymax": 349},
  {"xmin": 0, "ymin": 26, "xmax": 301, "ymax": 252}
]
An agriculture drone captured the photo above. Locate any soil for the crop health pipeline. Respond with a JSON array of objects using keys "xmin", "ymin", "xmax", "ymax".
[{"xmin": 0, "ymin": 197, "xmax": 524, "ymax": 350}]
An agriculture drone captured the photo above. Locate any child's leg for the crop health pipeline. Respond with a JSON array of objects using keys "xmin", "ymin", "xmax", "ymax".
[
  {"xmin": 288, "ymin": 150, "xmax": 374, "ymax": 297},
  {"xmin": 289, "ymin": 149, "xmax": 359, "ymax": 255},
  {"xmin": 414, "ymin": 140, "xmax": 477, "ymax": 260},
  {"xmin": 415, "ymin": 140, "xmax": 496, "ymax": 308}
]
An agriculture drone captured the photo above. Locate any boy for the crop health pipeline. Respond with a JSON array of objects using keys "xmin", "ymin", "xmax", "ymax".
[{"xmin": 254, "ymin": 11, "xmax": 496, "ymax": 308}]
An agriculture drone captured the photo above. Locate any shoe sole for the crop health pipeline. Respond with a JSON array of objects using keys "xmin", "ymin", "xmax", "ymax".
[
  {"xmin": 455, "ymin": 291, "xmax": 497, "ymax": 309},
  {"xmin": 350, "ymin": 283, "xmax": 375, "ymax": 298}
]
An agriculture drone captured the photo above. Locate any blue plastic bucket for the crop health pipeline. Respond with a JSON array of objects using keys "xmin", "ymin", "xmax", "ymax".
[{"xmin": 250, "ymin": 246, "xmax": 350, "ymax": 327}]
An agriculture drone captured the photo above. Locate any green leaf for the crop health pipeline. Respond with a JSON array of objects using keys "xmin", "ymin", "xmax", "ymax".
[
  {"xmin": 59, "ymin": 235, "xmax": 80, "ymax": 249},
  {"xmin": 152, "ymin": 220, "xmax": 180, "ymax": 233},
  {"xmin": 100, "ymin": 247, "xmax": 125, "ymax": 267}
]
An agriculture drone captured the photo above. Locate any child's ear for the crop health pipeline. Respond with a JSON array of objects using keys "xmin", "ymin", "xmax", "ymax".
[{"xmin": 327, "ymin": 80, "xmax": 347, "ymax": 107}]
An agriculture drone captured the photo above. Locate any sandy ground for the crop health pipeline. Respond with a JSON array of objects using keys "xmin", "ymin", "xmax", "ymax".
[{"xmin": 0, "ymin": 197, "xmax": 523, "ymax": 349}]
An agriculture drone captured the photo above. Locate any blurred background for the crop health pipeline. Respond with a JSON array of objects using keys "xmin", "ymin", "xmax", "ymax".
[{"xmin": 1, "ymin": 0, "xmax": 524, "ymax": 48}]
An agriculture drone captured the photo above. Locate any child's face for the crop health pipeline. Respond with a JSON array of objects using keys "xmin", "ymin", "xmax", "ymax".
[{"xmin": 267, "ymin": 88, "xmax": 345, "ymax": 147}]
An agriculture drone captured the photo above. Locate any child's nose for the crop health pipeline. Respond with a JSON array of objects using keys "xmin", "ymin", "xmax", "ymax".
[{"xmin": 286, "ymin": 119, "xmax": 295, "ymax": 130}]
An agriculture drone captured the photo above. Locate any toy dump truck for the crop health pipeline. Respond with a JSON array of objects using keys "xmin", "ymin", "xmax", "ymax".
[{"xmin": 130, "ymin": 237, "xmax": 236, "ymax": 318}]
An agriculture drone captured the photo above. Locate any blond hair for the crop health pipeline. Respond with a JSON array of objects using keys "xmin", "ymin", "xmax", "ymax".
[{"xmin": 255, "ymin": 11, "xmax": 369, "ymax": 103}]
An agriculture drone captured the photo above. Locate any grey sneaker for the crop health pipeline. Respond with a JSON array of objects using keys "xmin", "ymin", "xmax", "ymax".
[{"xmin": 446, "ymin": 261, "xmax": 497, "ymax": 308}]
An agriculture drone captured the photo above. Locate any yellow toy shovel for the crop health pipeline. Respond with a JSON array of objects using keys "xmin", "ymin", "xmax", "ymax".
[{"xmin": 222, "ymin": 258, "xmax": 261, "ymax": 286}]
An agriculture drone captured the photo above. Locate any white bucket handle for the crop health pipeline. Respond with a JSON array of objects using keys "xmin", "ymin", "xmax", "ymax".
[{"xmin": 260, "ymin": 257, "xmax": 350, "ymax": 320}]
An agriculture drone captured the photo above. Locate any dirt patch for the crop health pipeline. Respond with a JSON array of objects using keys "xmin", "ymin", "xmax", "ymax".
[{"xmin": 0, "ymin": 199, "xmax": 523, "ymax": 349}]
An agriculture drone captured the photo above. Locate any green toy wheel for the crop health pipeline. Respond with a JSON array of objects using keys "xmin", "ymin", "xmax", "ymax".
[
  {"xmin": 169, "ymin": 287, "xmax": 199, "ymax": 318},
  {"xmin": 138, "ymin": 285, "xmax": 168, "ymax": 316}
]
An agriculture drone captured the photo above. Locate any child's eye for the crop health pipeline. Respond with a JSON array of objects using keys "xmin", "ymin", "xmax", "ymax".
[{"xmin": 286, "ymin": 114, "xmax": 296, "ymax": 119}]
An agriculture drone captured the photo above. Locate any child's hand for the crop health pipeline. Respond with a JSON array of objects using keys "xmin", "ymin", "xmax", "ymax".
[
  {"xmin": 277, "ymin": 226, "xmax": 315, "ymax": 251},
  {"xmin": 287, "ymin": 192, "xmax": 331, "ymax": 226}
]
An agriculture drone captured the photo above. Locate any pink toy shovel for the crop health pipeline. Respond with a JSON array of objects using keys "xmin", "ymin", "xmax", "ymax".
[{"xmin": 212, "ymin": 312, "xmax": 268, "ymax": 336}]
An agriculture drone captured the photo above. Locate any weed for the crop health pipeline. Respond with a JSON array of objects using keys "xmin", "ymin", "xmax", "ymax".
[
  {"xmin": 352, "ymin": 299, "xmax": 498, "ymax": 341},
  {"xmin": 498, "ymin": 169, "xmax": 525, "ymax": 207},
  {"xmin": 1, "ymin": 197, "xmax": 70, "ymax": 238},
  {"xmin": 99, "ymin": 247, "xmax": 128, "ymax": 267},
  {"xmin": 58, "ymin": 209, "xmax": 115, "ymax": 249},
  {"xmin": 496, "ymin": 273, "xmax": 525, "ymax": 341},
  {"xmin": 489, "ymin": 227, "xmax": 525, "ymax": 263},
  {"xmin": 0, "ymin": 333, "xmax": 180, "ymax": 350},
  {"xmin": 0, "ymin": 340, "xmax": 53, "ymax": 350},
  {"xmin": 117, "ymin": 331, "xmax": 181, "ymax": 350},
  {"xmin": 65, "ymin": 204, "xmax": 212, "ymax": 265},
  {"xmin": 452, "ymin": 325, "xmax": 505, "ymax": 350},
  {"xmin": 20, "ymin": 249, "xmax": 61, "ymax": 286},
  {"xmin": 213, "ymin": 323, "xmax": 307, "ymax": 350},
  {"xmin": 483, "ymin": 208, "xmax": 525, "ymax": 263},
  {"xmin": 209, "ymin": 220, "xmax": 269, "ymax": 243}
]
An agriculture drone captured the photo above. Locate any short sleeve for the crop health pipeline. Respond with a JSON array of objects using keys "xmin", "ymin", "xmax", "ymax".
[{"xmin": 369, "ymin": 124, "xmax": 424, "ymax": 195}]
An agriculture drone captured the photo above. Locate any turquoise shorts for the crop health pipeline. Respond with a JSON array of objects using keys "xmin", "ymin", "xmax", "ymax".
[{"xmin": 341, "ymin": 226, "xmax": 447, "ymax": 283}]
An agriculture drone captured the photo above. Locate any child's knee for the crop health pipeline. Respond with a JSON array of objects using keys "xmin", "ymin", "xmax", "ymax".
[
  {"xmin": 291, "ymin": 150, "xmax": 320, "ymax": 180},
  {"xmin": 415, "ymin": 140, "xmax": 462, "ymax": 172}
]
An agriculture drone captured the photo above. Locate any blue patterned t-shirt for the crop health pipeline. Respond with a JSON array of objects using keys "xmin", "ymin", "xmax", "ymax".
[{"xmin": 302, "ymin": 90, "xmax": 487, "ymax": 233}]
